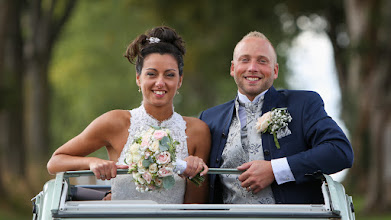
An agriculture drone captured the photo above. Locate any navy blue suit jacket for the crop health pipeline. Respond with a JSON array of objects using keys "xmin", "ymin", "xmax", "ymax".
[{"xmin": 199, "ymin": 86, "xmax": 354, "ymax": 204}]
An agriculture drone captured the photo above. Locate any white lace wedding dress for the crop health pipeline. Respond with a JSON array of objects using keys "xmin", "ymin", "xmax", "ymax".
[{"xmin": 112, "ymin": 104, "xmax": 188, "ymax": 204}]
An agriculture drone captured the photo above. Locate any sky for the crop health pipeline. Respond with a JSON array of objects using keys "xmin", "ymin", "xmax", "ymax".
[{"xmin": 287, "ymin": 30, "xmax": 348, "ymax": 182}]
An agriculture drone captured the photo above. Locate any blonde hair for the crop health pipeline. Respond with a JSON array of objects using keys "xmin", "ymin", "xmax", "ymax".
[
  {"xmin": 243, "ymin": 31, "xmax": 268, "ymax": 40},
  {"xmin": 233, "ymin": 31, "xmax": 277, "ymax": 64}
]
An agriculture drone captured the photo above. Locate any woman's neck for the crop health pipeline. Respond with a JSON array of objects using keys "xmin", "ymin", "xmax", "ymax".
[{"xmin": 142, "ymin": 102, "xmax": 174, "ymax": 123}]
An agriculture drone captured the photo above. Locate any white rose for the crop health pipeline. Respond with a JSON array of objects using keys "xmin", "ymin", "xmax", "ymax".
[
  {"xmin": 256, "ymin": 111, "xmax": 272, "ymax": 133},
  {"xmin": 130, "ymin": 143, "xmax": 139, "ymax": 153},
  {"xmin": 133, "ymin": 153, "xmax": 142, "ymax": 163},
  {"xmin": 149, "ymin": 163, "xmax": 158, "ymax": 173},
  {"xmin": 149, "ymin": 140, "xmax": 160, "ymax": 152},
  {"xmin": 133, "ymin": 172, "xmax": 141, "ymax": 180},
  {"xmin": 125, "ymin": 152, "xmax": 133, "ymax": 164},
  {"xmin": 138, "ymin": 176, "xmax": 146, "ymax": 184}
]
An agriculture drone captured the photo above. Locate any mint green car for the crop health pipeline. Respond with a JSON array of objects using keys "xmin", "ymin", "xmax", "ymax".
[{"xmin": 32, "ymin": 169, "xmax": 355, "ymax": 219}]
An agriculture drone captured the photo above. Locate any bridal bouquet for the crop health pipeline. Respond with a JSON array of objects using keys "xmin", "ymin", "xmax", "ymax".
[{"xmin": 124, "ymin": 126, "xmax": 204, "ymax": 192}]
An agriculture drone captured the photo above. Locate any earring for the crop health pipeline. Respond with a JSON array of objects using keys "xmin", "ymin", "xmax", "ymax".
[
  {"xmin": 138, "ymin": 87, "xmax": 141, "ymax": 92},
  {"xmin": 176, "ymin": 90, "xmax": 180, "ymax": 95}
]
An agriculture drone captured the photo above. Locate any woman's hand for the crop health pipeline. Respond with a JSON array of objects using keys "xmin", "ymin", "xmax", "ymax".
[
  {"xmin": 183, "ymin": 156, "xmax": 208, "ymax": 179},
  {"xmin": 89, "ymin": 158, "xmax": 128, "ymax": 180}
]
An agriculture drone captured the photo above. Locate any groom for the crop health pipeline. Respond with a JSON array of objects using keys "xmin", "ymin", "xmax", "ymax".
[{"xmin": 199, "ymin": 31, "xmax": 354, "ymax": 204}]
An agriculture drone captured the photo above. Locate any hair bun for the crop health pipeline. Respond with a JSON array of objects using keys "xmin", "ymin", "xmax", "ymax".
[
  {"xmin": 124, "ymin": 26, "xmax": 186, "ymax": 76},
  {"xmin": 147, "ymin": 26, "xmax": 186, "ymax": 55}
]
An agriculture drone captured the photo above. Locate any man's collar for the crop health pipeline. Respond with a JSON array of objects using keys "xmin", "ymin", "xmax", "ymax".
[{"xmin": 237, "ymin": 89, "xmax": 268, "ymax": 104}]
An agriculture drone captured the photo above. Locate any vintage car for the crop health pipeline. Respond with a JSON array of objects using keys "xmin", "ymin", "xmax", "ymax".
[{"xmin": 32, "ymin": 169, "xmax": 355, "ymax": 219}]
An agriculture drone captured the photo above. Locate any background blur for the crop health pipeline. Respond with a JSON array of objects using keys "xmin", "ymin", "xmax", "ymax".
[{"xmin": 1, "ymin": 0, "xmax": 390, "ymax": 219}]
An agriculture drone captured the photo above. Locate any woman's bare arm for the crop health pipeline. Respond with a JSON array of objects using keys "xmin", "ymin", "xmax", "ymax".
[{"xmin": 47, "ymin": 110, "xmax": 129, "ymax": 179}]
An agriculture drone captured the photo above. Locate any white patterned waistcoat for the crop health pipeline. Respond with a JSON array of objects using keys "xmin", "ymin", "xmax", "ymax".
[{"xmin": 220, "ymin": 97, "xmax": 275, "ymax": 204}]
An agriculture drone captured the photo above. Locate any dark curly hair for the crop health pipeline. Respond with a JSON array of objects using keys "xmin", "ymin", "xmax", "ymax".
[{"xmin": 124, "ymin": 26, "xmax": 186, "ymax": 76}]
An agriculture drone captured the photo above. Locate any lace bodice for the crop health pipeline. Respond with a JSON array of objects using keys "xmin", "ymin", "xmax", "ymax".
[{"xmin": 112, "ymin": 104, "xmax": 188, "ymax": 203}]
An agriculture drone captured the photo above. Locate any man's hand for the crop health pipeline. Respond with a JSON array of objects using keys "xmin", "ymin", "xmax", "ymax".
[{"xmin": 237, "ymin": 160, "xmax": 275, "ymax": 194}]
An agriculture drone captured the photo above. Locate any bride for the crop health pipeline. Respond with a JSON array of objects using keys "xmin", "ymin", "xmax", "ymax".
[{"xmin": 47, "ymin": 26, "xmax": 210, "ymax": 204}]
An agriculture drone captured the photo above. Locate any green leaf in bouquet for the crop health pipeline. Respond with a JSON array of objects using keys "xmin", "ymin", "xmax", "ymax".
[
  {"xmin": 159, "ymin": 144, "xmax": 169, "ymax": 151},
  {"xmin": 159, "ymin": 136, "xmax": 170, "ymax": 151},
  {"xmin": 151, "ymin": 125, "xmax": 161, "ymax": 130},
  {"xmin": 163, "ymin": 176, "xmax": 175, "ymax": 189},
  {"xmin": 142, "ymin": 159, "xmax": 151, "ymax": 168}
]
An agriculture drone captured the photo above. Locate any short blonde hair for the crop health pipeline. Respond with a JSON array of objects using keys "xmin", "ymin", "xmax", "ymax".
[
  {"xmin": 243, "ymin": 31, "xmax": 268, "ymax": 40},
  {"xmin": 233, "ymin": 31, "xmax": 277, "ymax": 63}
]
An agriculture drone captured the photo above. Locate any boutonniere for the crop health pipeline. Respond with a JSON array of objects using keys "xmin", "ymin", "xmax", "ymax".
[{"xmin": 255, "ymin": 108, "xmax": 292, "ymax": 149}]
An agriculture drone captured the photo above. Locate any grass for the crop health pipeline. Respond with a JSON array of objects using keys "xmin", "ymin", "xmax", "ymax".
[
  {"xmin": 353, "ymin": 196, "xmax": 391, "ymax": 220},
  {"xmin": 0, "ymin": 205, "xmax": 31, "ymax": 220}
]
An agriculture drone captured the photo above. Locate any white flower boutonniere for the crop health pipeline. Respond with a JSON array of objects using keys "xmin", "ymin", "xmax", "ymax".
[{"xmin": 255, "ymin": 108, "xmax": 292, "ymax": 149}]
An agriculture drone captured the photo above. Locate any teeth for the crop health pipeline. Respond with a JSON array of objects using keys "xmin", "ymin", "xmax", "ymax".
[
  {"xmin": 154, "ymin": 91, "xmax": 165, "ymax": 95},
  {"xmin": 247, "ymin": 77, "xmax": 259, "ymax": 81}
]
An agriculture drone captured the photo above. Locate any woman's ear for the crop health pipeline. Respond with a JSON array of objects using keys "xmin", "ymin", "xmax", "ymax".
[
  {"xmin": 178, "ymin": 75, "xmax": 183, "ymax": 89},
  {"xmin": 136, "ymin": 73, "xmax": 141, "ymax": 87}
]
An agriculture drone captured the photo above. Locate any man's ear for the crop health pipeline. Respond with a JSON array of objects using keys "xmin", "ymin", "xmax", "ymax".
[
  {"xmin": 273, "ymin": 63, "xmax": 279, "ymax": 80},
  {"xmin": 230, "ymin": 61, "xmax": 235, "ymax": 77}
]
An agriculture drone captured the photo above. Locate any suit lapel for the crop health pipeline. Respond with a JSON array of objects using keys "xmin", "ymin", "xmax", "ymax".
[
  {"xmin": 217, "ymin": 100, "xmax": 236, "ymax": 160},
  {"xmin": 262, "ymin": 86, "xmax": 280, "ymax": 114},
  {"xmin": 261, "ymin": 86, "xmax": 281, "ymax": 155}
]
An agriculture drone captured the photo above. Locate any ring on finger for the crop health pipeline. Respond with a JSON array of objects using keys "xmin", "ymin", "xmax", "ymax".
[
  {"xmin": 248, "ymin": 186, "xmax": 252, "ymax": 191},
  {"xmin": 100, "ymin": 175, "xmax": 105, "ymax": 179}
]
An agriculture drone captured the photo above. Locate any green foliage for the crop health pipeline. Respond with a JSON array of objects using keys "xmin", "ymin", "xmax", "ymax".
[
  {"xmin": 163, "ymin": 176, "xmax": 175, "ymax": 189},
  {"xmin": 159, "ymin": 136, "xmax": 170, "ymax": 151},
  {"xmin": 49, "ymin": 0, "xmax": 154, "ymax": 153}
]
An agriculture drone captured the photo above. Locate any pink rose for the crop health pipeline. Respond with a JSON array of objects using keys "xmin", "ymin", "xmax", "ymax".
[
  {"xmin": 156, "ymin": 152, "xmax": 171, "ymax": 164},
  {"xmin": 158, "ymin": 167, "xmax": 173, "ymax": 177},
  {"xmin": 256, "ymin": 111, "xmax": 272, "ymax": 133},
  {"xmin": 142, "ymin": 172, "xmax": 152, "ymax": 184},
  {"xmin": 153, "ymin": 130, "xmax": 167, "ymax": 140}
]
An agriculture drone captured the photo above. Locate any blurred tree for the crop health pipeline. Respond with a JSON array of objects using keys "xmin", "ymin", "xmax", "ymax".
[
  {"xmin": 282, "ymin": 0, "xmax": 391, "ymax": 213},
  {"xmin": 340, "ymin": 0, "xmax": 391, "ymax": 213},
  {"xmin": 48, "ymin": 0, "xmax": 156, "ymax": 157},
  {"xmin": 0, "ymin": 0, "xmax": 76, "ymax": 198}
]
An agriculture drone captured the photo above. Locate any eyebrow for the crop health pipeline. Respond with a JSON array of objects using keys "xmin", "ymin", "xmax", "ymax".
[{"xmin": 145, "ymin": 68, "xmax": 178, "ymax": 72}]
